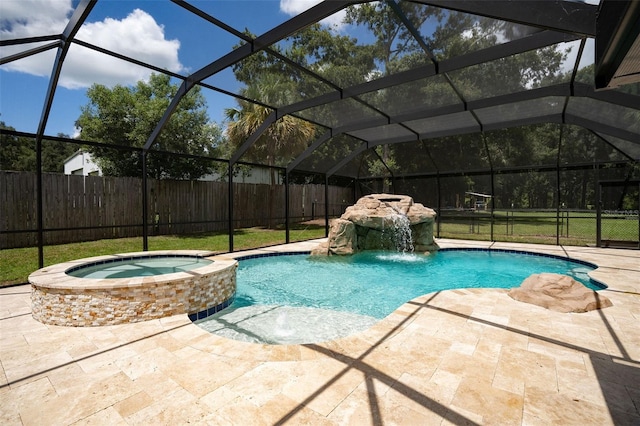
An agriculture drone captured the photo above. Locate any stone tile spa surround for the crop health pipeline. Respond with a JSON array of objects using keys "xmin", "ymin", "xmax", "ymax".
[{"xmin": 29, "ymin": 250, "xmax": 237, "ymax": 327}]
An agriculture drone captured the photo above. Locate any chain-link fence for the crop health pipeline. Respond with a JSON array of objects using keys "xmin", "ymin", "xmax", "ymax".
[{"xmin": 598, "ymin": 181, "xmax": 640, "ymax": 248}]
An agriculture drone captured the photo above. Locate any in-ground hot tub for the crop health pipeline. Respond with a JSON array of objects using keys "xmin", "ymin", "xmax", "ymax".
[{"xmin": 29, "ymin": 250, "xmax": 237, "ymax": 326}]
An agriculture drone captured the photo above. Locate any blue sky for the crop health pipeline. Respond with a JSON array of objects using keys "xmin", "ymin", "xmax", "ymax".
[
  {"xmin": 0, "ymin": 0, "xmax": 593, "ymax": 138},
  {"xmin": 0, "ymin": 0, "xmax": 347, "ymax": 136}
]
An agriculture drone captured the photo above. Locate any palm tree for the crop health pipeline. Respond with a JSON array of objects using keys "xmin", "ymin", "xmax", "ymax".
[{"xmin": 225, "ymin": 75, "xmax": 317, "ymax": 227}]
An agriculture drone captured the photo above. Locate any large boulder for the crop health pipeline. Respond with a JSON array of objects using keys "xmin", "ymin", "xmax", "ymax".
[{"xmin": 508, "ymin": 273, "xmax": 612, "ymax": 313}]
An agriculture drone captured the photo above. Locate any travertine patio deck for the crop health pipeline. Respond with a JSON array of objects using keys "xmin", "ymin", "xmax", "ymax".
[{"xmin": 1, "ymin": 239, "xmax": 639, "ymax": 425}]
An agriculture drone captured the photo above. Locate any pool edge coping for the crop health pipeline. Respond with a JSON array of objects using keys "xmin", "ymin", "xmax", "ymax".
[{"xmin": 28, "ymin": 250, "xmax": 238, "ymax": 291}]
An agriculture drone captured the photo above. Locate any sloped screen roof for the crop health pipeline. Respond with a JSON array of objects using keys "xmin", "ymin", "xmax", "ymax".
[{"xmin": 1, "ymin": 0, "xmax": 638, "ymax": 180}]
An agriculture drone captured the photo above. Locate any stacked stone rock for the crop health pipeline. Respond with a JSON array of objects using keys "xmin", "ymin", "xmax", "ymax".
[{"xmin": 312, "ymin": 193, "xmax": 439, "ymax": 256}]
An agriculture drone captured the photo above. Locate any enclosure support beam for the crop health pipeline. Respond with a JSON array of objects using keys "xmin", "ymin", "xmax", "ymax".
[
  {"xmin": 286, "ymin": 81, "xmax": 640, "ymax": 160},
  {"xmin": 285, "ymin": 172, "xmax": 290, "ymax": 244},
  {"xmin": 286, "ymin": 84, "xmax": 577, "ymax": 154},
  {"xmin": 481, "ymin": 133, "xmax": 494, "ymax": 241},
  {"xmin": 589, "ymin": 131, "xmax": 635, "ymax": 161},
  {"xmin": 326, "ymin": 143, "xmax": 368, "ymax": 178},
  {"xmin": 34, "ymin": 0, "xmax": 96, "ymax": 268},
  {"xmin": 142, "ymin": 0, "xmax": 355, "ymax": 153},
  {"xmin": 324, "ymin": 175, "xmax": 330, "ymax": 238},
  {"xmin": 228, "ymin": 164, "xmax": 234, "ymax": 253},
  {"xmin": 142, "ymin": 152, "xmax": 149, "ymax": 251},
  {"xmin": 596, "ymin": 178, "xmax": 602, "ymax": 247},
  {"xmin": 565, "ymin": 115, "xmax": 639, "ymax": 146},
  {"xmin": 279, "ymin": 30, "xmax": 574, "ymax": 119},
  {"xmin": 229, "ymin": 112, "xmax": 278, "ymax": 166},
  {"xmin": 490, "ymin": 160, "xmax": 495, "ymax": 242},
  {"xmin": 413, "ymin": 0, "xmax": 597, "ymax": 37},
  {"xmin": 371, "ymin": 146, "xmax": 395, "ymax": 193},
  {"xmin": 436, "ymin": 174, "xmax": 442, "ymax": 239},
  {"xmin": 556, "ymin": 127, "xmax": 564, "ymax": 246},
  {"xmin": 360, "ymin": 160, "xmax": 632, "ymax": 182},
  {"xmin": 0, "ymin": 41, "xmax": 60, "ymax": 66},
  {"xmin": 286, "ymin": 130, "xmax": 333, "ymax": 173}
]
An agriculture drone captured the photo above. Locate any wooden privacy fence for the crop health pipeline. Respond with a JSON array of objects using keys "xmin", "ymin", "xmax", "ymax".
[{"xmin": 0, "ymin": 171, "xmax": 353, "ymax": 249}]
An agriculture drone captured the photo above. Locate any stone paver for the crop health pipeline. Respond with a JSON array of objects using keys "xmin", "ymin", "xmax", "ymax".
[{"xmin": 1, "ymin": 239, "xmax": 639, "ymax": 425}]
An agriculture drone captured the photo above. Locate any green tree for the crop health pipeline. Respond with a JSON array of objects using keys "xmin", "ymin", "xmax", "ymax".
[
  {"xmin": 344, "ymin": 5, "xmax": 568, "ymax": 200},
  {"xmin": 1, "ymin": 122, "xmax": 75, "ymax": 173},
  {"xmin": 288, "ymin": 23, "xmax": 376, "ymax": 88},
  {"xmin": 345, "ymin": 2, "xmax": 436, "ymax": 74},
  {"xmin": 221, "ymin": 25, "xmax": 378, "ymax": 183},
  {"xmin": 221, "ymin": 28, "xmax": 374, "ymax": 223},
  {"xmin": 344, "ymin": 3, "xmax": 438, "ymax": 191},
  {"xmin": 76, "ymin": 73, "xmax": 222, "ymax": 180},
  {"xmin": 225, "ymin": 82, "xmax": 316, "ymax": 175},
  {"xmin": 0, "ymin": 122, "xmax": 30, "ymax": 171}
]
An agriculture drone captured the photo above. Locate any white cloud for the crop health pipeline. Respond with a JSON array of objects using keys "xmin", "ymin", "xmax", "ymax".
[
  {"xmin": 279, "ymin": 0, "xmax": 347, "ymax": 30},
  {"xmin": 0, "ymin": 0, "xmax": 71, "ymax": 34},
  {"xmin": 0, "ymin": 1, "xmax": 184, "ymax": 89}
]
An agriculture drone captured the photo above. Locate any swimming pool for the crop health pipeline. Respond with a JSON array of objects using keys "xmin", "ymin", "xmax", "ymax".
[
  {"xmin": 194, "ymin": 249, "xmax": 601, "ymax": 344},
  {"xmin": 234, "ymin": 249, "xmax": 599, "ymax": 318}
]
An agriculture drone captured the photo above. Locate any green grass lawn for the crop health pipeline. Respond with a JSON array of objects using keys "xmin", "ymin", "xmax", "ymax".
[
  {"xmin": 2, "ymin": 211, "xmax": 637, "ymax": 287},
  {"xmin": 437, "ymin": 210, "xmax": 638, "ymax": 246},
  {"xmin": 0, "ymin": 225, "xmax": 326, "ymax": 287}
]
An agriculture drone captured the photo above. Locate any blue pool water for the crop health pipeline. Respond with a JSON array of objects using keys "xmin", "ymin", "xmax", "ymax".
[{"xmin": 233, "ymin": 250, "xmax": 600, "ymax": 320}]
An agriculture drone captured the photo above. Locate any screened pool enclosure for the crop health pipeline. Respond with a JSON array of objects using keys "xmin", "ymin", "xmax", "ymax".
[{"xmin": 1, "ymin": 0, "xmax": 639, "ymax": 270}]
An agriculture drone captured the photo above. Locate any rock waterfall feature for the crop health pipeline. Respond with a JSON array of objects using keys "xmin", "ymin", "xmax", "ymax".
[{"xmin": 312, "ymin": 194, "xmax": 439, "ymax": 256}]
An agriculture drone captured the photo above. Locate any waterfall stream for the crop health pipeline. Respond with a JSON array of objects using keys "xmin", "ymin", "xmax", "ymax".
[{"xmin": 388, "ymin": 205, "xmax": 414, "ymax": 253}]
